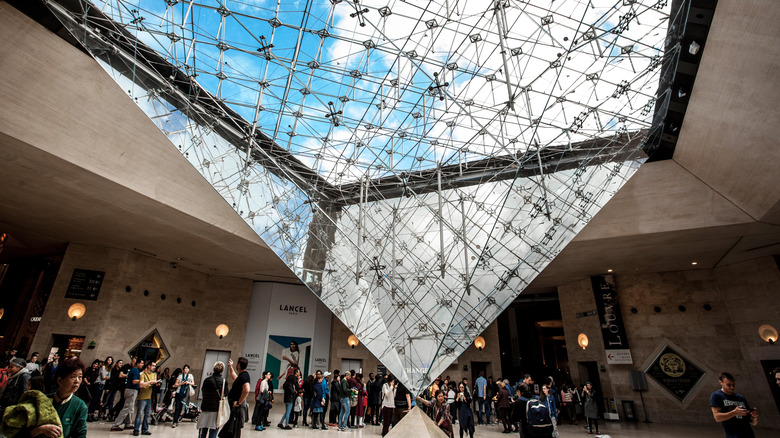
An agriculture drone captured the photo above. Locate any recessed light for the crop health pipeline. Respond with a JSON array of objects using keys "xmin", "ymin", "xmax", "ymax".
[
  {"xmin": 691, "ymin": 261, "xmax": 698, "ymax": 265},
  {"xmin": 607, "ymin": 269, "xmax": 613, "ymax": 273}
]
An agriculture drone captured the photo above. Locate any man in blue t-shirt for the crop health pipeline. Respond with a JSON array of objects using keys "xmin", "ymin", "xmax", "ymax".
[
  {"xmin": 710, "ymin": 372, "xmax": 759, "ymax": 438},
  {"xmin": 475, "ymin": 372, "xmax": 487, "ymax": 425},
  {"xmin": 111, "ymin": 359, "xmax": 143, "ymax": 431}
]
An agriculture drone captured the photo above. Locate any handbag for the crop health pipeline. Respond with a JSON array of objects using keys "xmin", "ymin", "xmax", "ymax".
[
  {"xmin": 216, "ymin": 376, "xmax": 230, "ymax": 428},
  {"xmin": 188, "ymin": 378, "xmax": 196, "ymax": 398}
]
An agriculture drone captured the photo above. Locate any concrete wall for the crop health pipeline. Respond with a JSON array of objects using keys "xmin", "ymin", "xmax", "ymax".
[
  {"xmin": 559, "ymin": 257, "xmax": 780, "ymax": 430},
  {"xmin": 31, "ymin": 243, "xmax": 253, "ymax": 382}
]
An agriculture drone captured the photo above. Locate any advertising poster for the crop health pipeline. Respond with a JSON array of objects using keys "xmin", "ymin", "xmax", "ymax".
[{"xmin": 266, "ymin": 335, "xmax": 311, "ymax": 389}]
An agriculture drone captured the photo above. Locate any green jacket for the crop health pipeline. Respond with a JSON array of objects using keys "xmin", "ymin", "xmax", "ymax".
[
  {"xmin": 340, "ymin": 378, "xmax": 351, "ymax": 399},
  {"xmin": 1, "ymin": 390, "xmax": 62, "ymax": 438},
  {"xmin": 51, "ymin": 393, "xmax": 87, "ymax": 438}
]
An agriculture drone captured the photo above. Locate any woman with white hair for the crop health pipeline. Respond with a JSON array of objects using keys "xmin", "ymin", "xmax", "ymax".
[
  {"xmin": 0, "ymin": 358, "xmax": 31, "ymax": 414},
  {"xmin": 198, "ymin": 361, "xmax": 225, "ymax": 438}
]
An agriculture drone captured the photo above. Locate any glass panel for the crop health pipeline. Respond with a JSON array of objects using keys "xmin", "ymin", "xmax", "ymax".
[{"xmin": 45, "ymin": 0, "xmax": 683, "ymax": 391}]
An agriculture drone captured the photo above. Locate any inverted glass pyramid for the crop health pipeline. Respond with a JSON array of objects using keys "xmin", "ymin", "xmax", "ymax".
[{"xmin": 46, "ymin": 0, "xmax": 683, "ymax": 391}]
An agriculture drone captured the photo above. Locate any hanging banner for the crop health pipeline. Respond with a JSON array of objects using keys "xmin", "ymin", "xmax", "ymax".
[{"xmin": 591, "ymin": 275, "xmax": 632, "ymax": 364}]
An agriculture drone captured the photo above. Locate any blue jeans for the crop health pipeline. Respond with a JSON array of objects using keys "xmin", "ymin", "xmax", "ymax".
[
  {"xmin": 134, "ymin": 398, "xmax": 152, "ymax": 433},
  {"xmin": 279, "ymin": 402, "xmax": 294, "ymax": 426},
  {"xmin": 476, "ymin": 397, "xmax": 485, "ymax": 423},
  {"xmin": 339, "ymin": 398, "xmax": 350, "ymax": 429},
  {"xmin": 485, "ymin": 399, "xmax": 493, "ymax": 424}
]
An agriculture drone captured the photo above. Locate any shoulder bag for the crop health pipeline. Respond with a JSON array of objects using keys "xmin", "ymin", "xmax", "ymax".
[
  {"xmin": 186, "ymin": 374, "xmax": 196, "ymax": 398},
  {"xmin": 216, "ymin": 376, "xmax": 230, "ymax": 428}
]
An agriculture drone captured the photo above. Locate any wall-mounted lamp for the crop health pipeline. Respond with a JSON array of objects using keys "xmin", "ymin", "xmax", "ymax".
[
  {"xmin": 347, "ymin": 334, "xmax": 359, "ymax": 349},
  {"xmin": 67, "ymin": 303, "xmax": 86, "ymax": 321},
  {"xmin": 216, "ymin": 324, "xmax": 229, "ymax": 339},
  {"xmin": 577, "ymin": 333, "xmax": 589, "ymax": 350},
  {"xmin": 474, "ymin": 336, "xmax": 486, "ymax": 351},
  {"xmin": 758, "ymin": 324, "xmax": 778, "ymax": 345}
]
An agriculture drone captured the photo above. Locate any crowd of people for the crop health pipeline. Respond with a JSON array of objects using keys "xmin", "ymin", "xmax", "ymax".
[
  {"xmin": 0, "ymin": 347, "xmax": 774, "ymax": 438},
  {"xmin": 0, "ymin": 348, "xmax": 603, "ymax": 438}
]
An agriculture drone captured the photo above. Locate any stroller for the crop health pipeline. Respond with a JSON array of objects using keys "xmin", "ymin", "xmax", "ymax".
[{"xmin": 151, "ymin": 385, "xmax": 201, "ymax": 425}]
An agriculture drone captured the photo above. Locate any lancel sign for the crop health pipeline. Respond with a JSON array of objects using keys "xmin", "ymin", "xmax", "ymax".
[{"xmin": 279, "ymin": 304, "xmax": 308, "ymax": 315}]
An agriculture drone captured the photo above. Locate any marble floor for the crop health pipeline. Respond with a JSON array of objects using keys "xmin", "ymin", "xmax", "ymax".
[{"xmin": 85, "ymin": 410, "xmax": 777, "ymax": 438}]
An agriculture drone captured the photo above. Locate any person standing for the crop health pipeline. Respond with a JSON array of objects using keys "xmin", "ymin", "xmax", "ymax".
[
  {"xmin": 581, "ymin": 382, "xmax": 598, "ymax": 435},
  {"xmin": 198, "ymin": 361, "xmax": 225, "ymax": 438},
  {"xmin": 278, "ymin": 368, "xmax": 297, "ymax": 429},
  {"xmin": 302, "ymin": 374, "xmax": 314, "ymax": 426},
  {"xmin": 542, "ymin": 384, "xmax": 560, "ymax": 438},
  {"xmin": 223, "ymin": 357, "xmax": 251, "ymax": 438},
  {"xmin": 0, "ymin": 358, "xmax": 31, "ymax": 415},
  {"xmin": 338, "ymin": 371, "xmax": 352, "ymax": 431},
  {"xmin": 392, "ymin": 379, "xmax": 412, "ymax": 429},
  {"xmin": 133, "ymin": 361, "xmax": 160, "ymax": 436},
  {"xmin": 475, "ymin": 372, "xmax": 486, "ymax": 425},
  {"xmin": 171, "ymin": 364, "xmax": 195, "ymax": 428},
  {"xmin": 311, "ymin": 370, "xmax": 326, "ymax": 430},
  {"xmin": 42, "ymin": 353, "xmax": 61, "ymax": 393},
  {"xmin": 368, "ymin": 373, "xmax": 382, "ymax": 425},
  {"xmin": 485, "ymin": 376, "xmax": 497, "ymax": 425},
  {"xmin": 710, "ymin": 372, "xmax": 759, "ymax": 438},
  {"xmin": 354, "ymin": 373, "xmax": 366, "ymax": 428},
  {"xmin": 25, "ymin": 352, "xmax": 41, "ymax": 376},
  {"xmin": 456, "ymin": 382, "xmax": 475, "ymax": 438},
  {"xmin": 251, "ymin": 371, "xmax": 271, "ymax": 431},
  {"xmin": 329, "ymin": 370, "xmax": 341, "ymax": 426},
  {"xmin": 559, "ymin": 383, "xmax": 574, "ymax": 425},
  {"xmin": 415, "ymin": 390, "xmax": 454, "ymax": 437},
  {"xmin": 105, "ymin": 359, "xmax": 124, "ymax": 420},
  {"xmin": 380, "ymin": 375, "xmax": 396, "ymax": 437},
  {"xmin": 30, "ymin": 357, "xmax": 88, "ymax": 438},
  {"xmin": 111, "ymin": 359, "xmax": 143, "ymax": 431},
  {"xmin": 319, "ymin": 371, "xmax": 330, "ymax": 429},
  {"xmin": 496, "ymin": 380, "xmax": 511, "ymax": 433}
]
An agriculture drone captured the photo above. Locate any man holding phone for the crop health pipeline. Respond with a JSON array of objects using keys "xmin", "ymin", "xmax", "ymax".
[{"xmin": 710, "ymin": 372, "xmax": 759, "ymax": 438}]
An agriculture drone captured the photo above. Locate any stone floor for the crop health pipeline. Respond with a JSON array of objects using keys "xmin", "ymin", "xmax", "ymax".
[{"xmin": 86, "ymin": 410, "xmax": 778, "ymax": 438}]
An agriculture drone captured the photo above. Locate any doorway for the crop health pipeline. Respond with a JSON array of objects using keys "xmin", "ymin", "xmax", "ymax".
[
  {"xmin": 50, "ymin": 334, "xmax": 85, "ymax": 358},
  {"xmin": 341, "ymin": 359, "xmax": 362, "ymax": 375},
  {"xmin": 471, "ymin": 361, "xmax": 489, "ymax": 389},
  {"xmin": 577, "ymin": 361, "xmax": 604, "ymax": 416},
  {"xmin": 199, "ymin": 349, "xmax": 231, "ymax": 399}
]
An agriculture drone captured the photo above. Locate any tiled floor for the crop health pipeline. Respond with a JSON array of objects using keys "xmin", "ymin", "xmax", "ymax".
[{"xmin": 86, "ymin": 410, "xmax": 777, "ymax": 438}]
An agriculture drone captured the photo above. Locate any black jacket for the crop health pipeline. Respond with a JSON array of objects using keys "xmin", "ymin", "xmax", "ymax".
[
  {"xmin": 283, "ymin": 379, "xmax": 298, "ymax": 404},
  {"xmin": 201, "ymin": 373, "xmax": 225, "ymax": 412}
]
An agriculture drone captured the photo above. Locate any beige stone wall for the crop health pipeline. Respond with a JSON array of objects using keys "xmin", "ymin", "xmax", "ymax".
[
  {"xmin": 559, "ymin": 257, "xmax": 780, "ymax": 429},
  {"xmin": 440, "ymin": 321, "xmax": 502, "ymax": 384},
  {"xmin": 329, "ymin": 316, "xmax": 501, "ymax": 391},
  {"xmin": 329, "ymin": 316, "xmax": 382, "ymax": 377},
  {"xmin": 30, "ymin": 243, "xmax": 252, "ymax": 382}
]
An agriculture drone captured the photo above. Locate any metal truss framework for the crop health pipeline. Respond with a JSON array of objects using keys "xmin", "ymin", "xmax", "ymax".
[{"xmin": 44, "ymin": 0, "xmax": 686, "ymax": 391}]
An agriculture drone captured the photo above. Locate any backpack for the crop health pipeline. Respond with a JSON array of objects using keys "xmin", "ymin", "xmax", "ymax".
[{"xmin": 526, "ymin": 398, "xmax": 554, "ymax": 436}]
